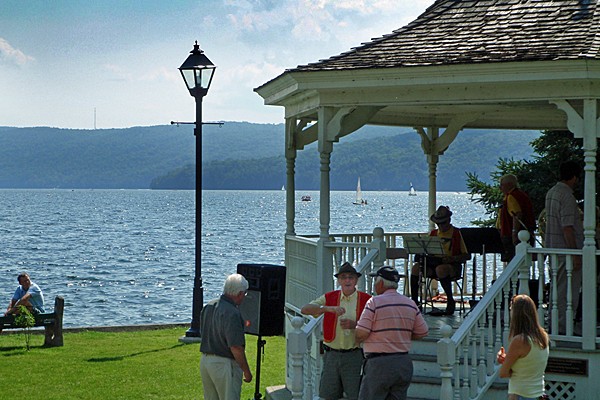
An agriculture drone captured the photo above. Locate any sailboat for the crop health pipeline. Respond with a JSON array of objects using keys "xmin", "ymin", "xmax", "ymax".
[
  {"xmin": 353, "ymin": 177, "xmax": 367, "ymax": 205},
  {"xmin": 408, "ymin": 182, "xmax": 417, "ymax": 196}
]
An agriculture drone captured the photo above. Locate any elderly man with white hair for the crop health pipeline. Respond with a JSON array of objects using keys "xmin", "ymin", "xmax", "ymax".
[
  {"xmin": 355, "ymin": 266, "xmax": 429, "ymax": 400},
  {"xmin": 200, "ymin": 273, "xmax": 252, "ymax": 400}
]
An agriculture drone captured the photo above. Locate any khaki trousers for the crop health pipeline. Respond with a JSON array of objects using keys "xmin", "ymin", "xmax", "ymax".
[{"xmin": 200, "ymin": 353, "xmax": 243, "ymax": 400}]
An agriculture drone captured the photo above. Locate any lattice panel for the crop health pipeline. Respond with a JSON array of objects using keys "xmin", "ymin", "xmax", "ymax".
[{"xmin": 546, "ymin": 380, "xmax": 576, "ymax": 400}]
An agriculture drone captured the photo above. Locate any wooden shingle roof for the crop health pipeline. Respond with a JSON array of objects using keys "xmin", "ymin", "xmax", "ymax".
[{"xmin": 291, "ymin": 0, "xmax": 600, "ymax": 72}]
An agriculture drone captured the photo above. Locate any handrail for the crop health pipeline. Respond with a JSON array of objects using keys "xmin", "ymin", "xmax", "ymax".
[
  {"xmin": 437, "ymin": 231, "xmax": 588, "ymax": 400},
  {"xmin": 354, "ymin": 248, "xmax": 379, "ymax": 275},
  {"xmin": 437, "ymin": 238, "xmax": 531, "ymax": 400},
  {"xmin": 452, "ymin": 250, "xmax": 525, "ymax": 341},
  {"xmin": 301, "ymin": 314, "xmax": 323, "ymax": 336}
]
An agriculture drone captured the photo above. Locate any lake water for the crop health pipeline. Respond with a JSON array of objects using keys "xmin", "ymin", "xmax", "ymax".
[{"xmin": 0, "ymin": 189, "xmax": 485, "ymax": 327}]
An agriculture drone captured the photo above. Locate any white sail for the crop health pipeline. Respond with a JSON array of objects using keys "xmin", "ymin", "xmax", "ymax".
[
  {"xmin": 353, "ymin": 177, "xmax": 366, "ymax": 205},
  {"xmin": 409, "ymin": 182, "xmax": 417, "ymax": 196}
]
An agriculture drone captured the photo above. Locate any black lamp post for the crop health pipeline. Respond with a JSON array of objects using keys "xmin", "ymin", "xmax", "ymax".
[{"xmin": 179, "ymin": 41, "xmax": 215, "ymax": 338}]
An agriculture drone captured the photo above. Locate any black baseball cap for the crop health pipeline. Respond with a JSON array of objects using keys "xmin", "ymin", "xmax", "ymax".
[{"xmin": 368, "ymin": 266, "xmax": 400, "ymax": 283}]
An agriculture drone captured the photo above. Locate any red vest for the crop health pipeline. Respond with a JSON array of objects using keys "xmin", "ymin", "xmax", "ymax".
[
  {"xmin": 322, "ymin": 290, "xmax": 371, "ymax": 343},
  {"xmin": 500, "ymin": 188, "xmax": 535, "ymax": 237}
]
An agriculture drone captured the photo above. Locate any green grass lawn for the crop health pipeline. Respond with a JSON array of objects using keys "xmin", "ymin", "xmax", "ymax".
[{"xmin": 0, "ymin": 327, "xmax": 286, "ymax": 400}]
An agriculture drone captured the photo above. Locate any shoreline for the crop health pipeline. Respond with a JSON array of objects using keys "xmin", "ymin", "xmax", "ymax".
[{"xmin": 2, "ymin": 322, "xmax": 190, "ymax": 335}]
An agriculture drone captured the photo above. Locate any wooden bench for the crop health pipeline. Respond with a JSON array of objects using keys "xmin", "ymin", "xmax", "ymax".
[{"xmin": 0, "ymin": 296, "xmax": 64, "ymax": 347}]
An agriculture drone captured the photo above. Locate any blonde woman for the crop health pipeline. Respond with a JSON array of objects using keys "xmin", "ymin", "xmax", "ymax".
[{"xmin": 497, "ymin": 294, "xmax": 549, "ymax": 400}]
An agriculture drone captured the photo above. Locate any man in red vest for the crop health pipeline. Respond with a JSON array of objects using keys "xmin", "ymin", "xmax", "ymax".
[
  {"xmin": 498, "ymin": 174, "xmax": 536, "ymax": 261},
  {"xmin": 301, "ymin": 262, "xmax": 371, "ymax": 400}
]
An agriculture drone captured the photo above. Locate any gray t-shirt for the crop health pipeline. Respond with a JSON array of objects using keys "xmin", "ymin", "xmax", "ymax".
[{"xmin": 200, "ymin": 295, "xmax": 245, "ymax": 359}]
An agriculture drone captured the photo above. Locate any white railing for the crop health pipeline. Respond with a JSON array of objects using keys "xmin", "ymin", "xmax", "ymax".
[
  {"xmin": 283, "ymin": 228, "xmax": 516, "ymax": 400},
  {"xmin": 437, "ymin": 244, "xmax": 528, "ymax": 400},
  {"xmin": 284, "ymin": 227, "xmax": 503, "ymax": 399},
  {"xmin": 288, "ymin": 229, "xmax": 506, "ymax": 305},
  {"xmin": 284, "ymin": 228, "xmax": 387, "ymax": 400},
  {"xmin": 285, "ymin": 235, "xmax": 320, "ymax": 312},
  {"xmin": 437, "ymin": 232, "xmax": 596, "ymax": 400},
  {"xmin": 284, "ymin": 228, "xmax": 598, "ymax": 400},
  {"xmin": 286, "ymin": 313, "xmax": 323, "ymax": 400}
]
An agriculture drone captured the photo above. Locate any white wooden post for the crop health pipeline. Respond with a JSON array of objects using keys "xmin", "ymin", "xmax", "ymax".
[
  {"xmin": 437, "ymin": 324, "xmax": 455, "ymax": 400},
  {"xmin": 516, "ymin": 230, "xmax": 532, "ymax": 296},
  {"xmin": 284, "ymin": 117, "xmax": 297, "ymax": 236},
  {"xmin": 371, "ymin": 227, "xmax": 386, "ymax": 273},
  {"xmin": 287, "ymin": 317, "xmax": 307, "ymax": 400}
]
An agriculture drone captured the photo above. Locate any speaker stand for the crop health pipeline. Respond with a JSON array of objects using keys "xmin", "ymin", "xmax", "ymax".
[{"xmin": 253, "ymin": 335, "xmax": 267, "ymax": 400}]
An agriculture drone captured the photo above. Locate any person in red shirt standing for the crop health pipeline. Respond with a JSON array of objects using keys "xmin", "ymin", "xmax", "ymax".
[
  {"xmin": 498, "ymin": 174, "xmax": 536, "ymax": 262},
  {"xmin": 301, "ymin": 262, "xmax": 371, "ymax": 400}
]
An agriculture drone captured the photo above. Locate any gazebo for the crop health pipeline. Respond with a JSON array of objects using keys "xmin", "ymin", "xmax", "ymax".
[{"xmin": 255, "ymin": 1, "xmax": 600, "ymax": 399}]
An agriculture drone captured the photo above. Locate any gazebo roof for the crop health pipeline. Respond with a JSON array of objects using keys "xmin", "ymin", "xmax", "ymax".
[
  {"xmin": 292, "ymin": 0, "xmax": 600, "ymax": 72},
  {"xmin": 255, "ymin": 0, "xmax": 600, "ymax": 131}
]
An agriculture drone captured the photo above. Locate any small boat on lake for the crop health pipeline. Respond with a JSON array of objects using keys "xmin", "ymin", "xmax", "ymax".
[
  {"xmin": 301, "ymin": 195, "xmax": 312, "ymax": 202},
  {"xmin": 353, "ymin": 177, "xmax": 367, "ymax": 205},
  {"xmin": 409, "ymin": 182, "xmax": 417, "ymax": 196}
]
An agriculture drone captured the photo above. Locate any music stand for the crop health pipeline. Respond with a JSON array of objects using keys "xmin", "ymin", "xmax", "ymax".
[
  {"xmin": 459, "ymin": 228, "xmax": 503, "ymax": 314},
  {"xmin": 402, "ymin": 233, "xmax": 445, "ymax": 313}
]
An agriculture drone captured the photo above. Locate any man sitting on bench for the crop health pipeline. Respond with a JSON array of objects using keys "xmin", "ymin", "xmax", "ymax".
[
  {"xmin": 4, "ymin": 272, "xmax": 45, "ymax": 316},
  {"xmin": 409, "ymin": 206, "xmax": 470, "ymax": 316}
]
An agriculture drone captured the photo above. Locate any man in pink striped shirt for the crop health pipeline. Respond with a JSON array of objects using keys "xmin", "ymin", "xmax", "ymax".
[{"xmin": 355, "ymin": 266, "xmax": 429, "ymax": 400}]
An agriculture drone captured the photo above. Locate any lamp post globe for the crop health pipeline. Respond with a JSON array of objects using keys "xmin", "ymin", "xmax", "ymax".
[
  {"xmin": 179, "ymin": 41, "xmax": 216, "ymax": 97},
  {"xmin": 179, "ymin": 41, "xmax": 215, "ymax": 338}
]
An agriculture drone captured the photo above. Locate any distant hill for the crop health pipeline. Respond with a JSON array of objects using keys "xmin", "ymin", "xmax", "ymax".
[
  {"xmin": 196, "ymin": 128, "xmax": 539, "ymax": 191},
  {"xmin": 0, "ymin": 124, "xmax": 539, "ymax": 190},
  {"xmin": 0, "ymin": 125, "xmax": 194, "ymax": 188}
]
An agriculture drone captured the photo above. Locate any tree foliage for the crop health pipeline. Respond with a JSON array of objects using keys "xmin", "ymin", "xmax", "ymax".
[{"xmin": 14, "ymin": 306, "xmax": 35, "ymax": 351}]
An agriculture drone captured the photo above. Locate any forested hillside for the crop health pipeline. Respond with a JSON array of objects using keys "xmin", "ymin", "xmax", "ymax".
[
  {"xmin": 0, "ymin": 124, "xmax": 538, "ymax": 190},
  {"xmin": 197, "ymin": 129, "xmax": 539, "ymax": 191}
]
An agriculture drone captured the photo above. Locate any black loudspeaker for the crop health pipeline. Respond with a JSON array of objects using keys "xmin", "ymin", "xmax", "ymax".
[{"xmin": 236, "ymin": 263, "xmax": 286, "ymax": 336}]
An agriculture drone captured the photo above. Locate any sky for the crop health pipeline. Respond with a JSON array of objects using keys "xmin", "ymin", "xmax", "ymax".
[{"xmin": 0, "ymin": 0, "xmax": 435, "ymax": 129}]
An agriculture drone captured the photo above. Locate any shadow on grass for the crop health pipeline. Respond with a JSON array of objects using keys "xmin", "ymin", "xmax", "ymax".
[
  {"xmin": 87, "ymin": 343, "xmax": 185, "ymax": 362},
  {"xmin": 0, "ymin": 343, "xmax": 47, "ymax": 355},
  {"xmin": 0, "ymin": 346, "xmax": 31, "ymax": 354}
]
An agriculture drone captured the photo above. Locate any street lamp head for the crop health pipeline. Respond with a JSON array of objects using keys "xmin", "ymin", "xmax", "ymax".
[{"xmin": 179, "ymin": 41, "xmax": 216, "ymax": 97}]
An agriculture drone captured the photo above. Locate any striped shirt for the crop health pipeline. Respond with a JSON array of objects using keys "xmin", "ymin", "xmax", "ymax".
[
  {"xmin": 356, "ymin": 289, "xmax": 428, "ymax": 354},
  {"xmin": 544, "ymin": 182, "xmax": 583, "ymax": 249}
]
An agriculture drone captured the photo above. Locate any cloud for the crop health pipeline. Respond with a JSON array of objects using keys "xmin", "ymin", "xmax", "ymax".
[
  {"xmin": 0, "ymin": 38, "xmax": 35, "ymax": 66},
  {"xmin": 223, "ymin": 0, "xmax": 434, "ymax": 45}
]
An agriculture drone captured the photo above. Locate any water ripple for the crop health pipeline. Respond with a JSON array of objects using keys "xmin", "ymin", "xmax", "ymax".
[{"xmin": 0, "ymin": 189, "xmax": 484, "ymax": 328}]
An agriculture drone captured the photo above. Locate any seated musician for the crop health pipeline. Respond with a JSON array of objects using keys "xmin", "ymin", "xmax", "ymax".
[{"xmin": 409, "ymin": 206, "xmax": 470, "ymax": 316}]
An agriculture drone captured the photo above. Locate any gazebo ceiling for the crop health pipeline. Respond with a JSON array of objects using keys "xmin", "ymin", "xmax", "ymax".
[{"xmin": 255, "ymin": 0, "xmax": 600, "ymax": 131}]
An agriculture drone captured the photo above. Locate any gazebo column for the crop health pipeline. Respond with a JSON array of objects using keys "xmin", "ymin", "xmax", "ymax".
[
  {"xmin": 553, "ymin": 98, "xmax": 598, "ymax": 350},
  {"xmin": 426, "ymin": 127, "xmax": 440, "ymax": 231},
  {"xmin": 317, "ymin": 107, "xmax": 335, "ymax": 294},
  {"xmin": 285, "ymin": 117, "xmax": 297, "ymax": 236},
  {"xmin": 417, "ymin": 114, "xmax": 480, "ymax": 229}
]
